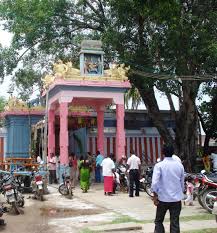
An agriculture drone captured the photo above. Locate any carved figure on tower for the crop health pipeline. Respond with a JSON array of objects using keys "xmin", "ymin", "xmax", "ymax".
[{"xmin": 53, "ymin": 59, "xmax": 68, "ymax": 78}]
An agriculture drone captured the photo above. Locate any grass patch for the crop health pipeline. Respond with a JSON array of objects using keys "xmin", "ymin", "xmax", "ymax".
[
  {"xmin": 110, "ymin": 215, "xmax": 146, "ymax": 224},
  {"xmin": 179, "ymin": 213, "xmax": 215, "ymax": 222},
  {"xmin": 182, "ymin": 229, "xmax": 217, "ymax": 233},
  {"xmin": 110, "ymin": 213, "xmax": 214, "ymax": 225},
  {"xmin": 80, "ymin": 228, "xmax": 97, "ymax": 233}
]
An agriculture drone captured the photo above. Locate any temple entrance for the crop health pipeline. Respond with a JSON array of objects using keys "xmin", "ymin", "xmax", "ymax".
[{"xmin": 44, "ymin": 40, "xmax": 131, "ymax": 180}]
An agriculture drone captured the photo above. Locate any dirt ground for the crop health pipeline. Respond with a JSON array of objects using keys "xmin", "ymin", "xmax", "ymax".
[{"xmin": 0, "ymin": 186, "xmax": 117, "ymax": 233}]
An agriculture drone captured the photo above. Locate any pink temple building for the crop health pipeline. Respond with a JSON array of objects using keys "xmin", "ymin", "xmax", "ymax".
[{"xmin": 45, "ymin": 40, "xmax": 131, "ymax": 177}]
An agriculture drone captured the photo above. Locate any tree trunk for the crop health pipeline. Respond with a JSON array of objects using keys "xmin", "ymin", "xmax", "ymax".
[
  {"xmin": 139, "ymin": 86, "xmax": 174, "ymax": 145},
  {"xmin": 175, "ymin": 81, "xmax": 200, "ymax": 172},
  {"xmin": 203, "ymin": 134, "xmax": 211, "ymax": 155}
]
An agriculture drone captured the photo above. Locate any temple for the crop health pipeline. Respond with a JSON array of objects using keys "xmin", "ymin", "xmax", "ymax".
[{"xmin": 43, "ymin": 40, "xmax": 130, "ymax": 176}]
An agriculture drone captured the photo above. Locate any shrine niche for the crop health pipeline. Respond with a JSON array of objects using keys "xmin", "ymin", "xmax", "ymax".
[
  {"xmin": 80, "ymin": 40, "xmax": 104, "ymax": 76},
  {"xmin": 83, "ymin": 53, "xmax": 103, "ymax": 75}
]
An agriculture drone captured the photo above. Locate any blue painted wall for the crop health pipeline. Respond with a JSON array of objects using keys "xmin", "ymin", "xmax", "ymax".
[{"xmin": 5, "ymin": 115, "xmax": 43, "ymax": 158}]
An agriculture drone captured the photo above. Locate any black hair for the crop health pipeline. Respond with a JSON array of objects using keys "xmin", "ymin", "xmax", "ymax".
[
  {"xmin": 130, "ymin": 150, "xmax": 135, "ymax": 155},
  {"xmin": 162, "ymin": 144, "xmax": 174, "ymax": 157}
]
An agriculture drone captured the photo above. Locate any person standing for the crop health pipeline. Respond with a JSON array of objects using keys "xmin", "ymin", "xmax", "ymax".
[
  {"xmin": 151, "ymin": 144, "xmax": 185, "ymax": 233},
  {"xmin": 48, "ymin": 153, "xmax": 57, "ymax": 184},
  {"xmin": 126, "ymin": 150, "xmax": 141, "ymax": 197},
  {"xmin": 101, "ymin": 153, "xmax": 115, "ymax": 195},
  {"xmin": 56, "ymin": 153, "xmax": 60, "ymax": 183},
  {"xmin": 87, "ymin": 152, "xmax": 95, "ymax": 183},
  {"xmin": 184, "ymin": 176, "xmax": 194, "ymax": 206},
  {"xmin": 79, "ymin": 158, "xmax": 91, "ymax": 193},
  {"xmin": 95, "ymin": 150, "xmax": 104, "ymax": 183},
  {"xmin": 202, "ymin": 153, "xmax": 211, "ymax": 172},
  {"xmin": 69, "ymin": 152, "xmax": 78, "ymax": 187}
]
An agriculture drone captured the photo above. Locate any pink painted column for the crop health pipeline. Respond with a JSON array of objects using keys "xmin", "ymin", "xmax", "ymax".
[
  {"xmin": 97, "ymin": 109, "xmax": 104, "ymax": 155},
  {"xmin": 59, "ymin": 102, "xmax": 69, "ymax": 165},
  {"xmin": 116, "ymin": 104, "xmax": 125, "ymax": 161},
  {"xmin": 48, "ymin": 109, "xmax": 55, "ymax": 161}
]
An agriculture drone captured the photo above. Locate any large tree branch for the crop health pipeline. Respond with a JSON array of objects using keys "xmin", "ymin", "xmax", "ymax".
[
  {"xmin": 16, "ymin": 43, "xmax": 37, "ymax": 63},
  {"xmin": 97, "ymin": 0, "xmax": 106, "ymax": 19},
  {"xmin": 165, "ymin": 92, "xmax": 176, "ymax": 119},
  {"xmin": 53, "ymin": 12, "xmax": 104, "ymax": 32},
  {"xmin": 197, "ymin": 109, "xmax": 208, "ymax": 135},
  {"xmin": 84, "ymin": 0, "xmax": 105, "ymax": 20}
]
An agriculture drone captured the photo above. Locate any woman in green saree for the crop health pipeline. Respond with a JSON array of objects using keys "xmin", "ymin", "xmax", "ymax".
[{"xmin": 79, "ymin": 159, "xmax": 91, "ymax": 193}]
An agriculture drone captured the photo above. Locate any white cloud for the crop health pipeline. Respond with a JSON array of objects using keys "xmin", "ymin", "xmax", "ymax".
[{"xmin": 0, "ymin": 27, "xmax": 12, "ymax": 47}]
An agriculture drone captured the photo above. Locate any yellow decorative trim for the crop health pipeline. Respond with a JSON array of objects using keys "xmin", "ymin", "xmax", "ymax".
[
  {"xmin": 41, "ymin": 60, "xmax": 130, "ymax": 88},
  {"xmin": 68, "ymin": 105, "xmax": 92, "ymax": 112},
  {"xmin": 4, "ymin": 97, "xmax": 28, "ymax": 111},
  {"xmin": 4, "ymin": 97, "xmax": 45, "ymax": 111}
]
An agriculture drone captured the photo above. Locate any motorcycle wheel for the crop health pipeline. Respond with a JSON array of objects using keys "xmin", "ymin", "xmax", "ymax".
[
  {"xmin": 38, "ymin": 189, "xmax": 44, "ymax": 201},
  {"xmin": 17, "ymin": 198, "xmax": 25, "ymax": 207},
  {"xmin": 197, "ymin": 195, "xmax": 204, "ymax": 208},
  {"xmin": 145, "ymin": 183, "xmax": 153, "ymax": 197},
  {"xmin": 17, "ymin": 192, "xmax": 25, "ymax": 207},
  {"xmin": 11, "ymin": 202, "xmax": 20, "ymax": 215},
  {"xmin": 139, "ymin": 183, "xmax": 145, "ymax": 192},
  {"xmin": 197, "ymin": 187, "xmax": 206, "ymax": 208},
  {"xmin": 58, "ymin": 184, "xmax": 69, "ymax": 196},
  {"xmin": 202, "ymin": 189, "xmax": 217, "ymax": 213},
  {"xmin": 68, "ymin": 188, "xmax": 73, "ymax": 199}
]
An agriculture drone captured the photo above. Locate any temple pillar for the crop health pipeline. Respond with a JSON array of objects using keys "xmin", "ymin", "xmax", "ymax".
[
  {"xmin": 97, "ymin": 109, "xmax": 104, "ymax": 155},
  {"xmin": 48, "ymin": 109, "xmax": 55, "ymax": 161},
  {"xmin": 59, "ymin": 102, "xmax": 69, "ymax": 182},
  {"xmin": 116, "ymin": 104, "xmax": 125, "ymax": 162}
]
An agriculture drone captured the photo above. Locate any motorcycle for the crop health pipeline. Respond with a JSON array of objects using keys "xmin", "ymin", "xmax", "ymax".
[
  {"xmin": 0, "ymin": 204, "xmax": 7, "ymax": 227},
  {"xmin": 58, "ymin": 174, "xmax": 73, "ymax": 198},
  {"xmin": 116, "ymin": 164, "xmax": 129, "ymax": 192},
  {"xmin": 213, "ymin": 201, "xmax": 217, "ymax": 222},
  {"xmin": 0, "ymin": 174, "xmax": 24, "ymax": 214},
  {"xmin": 139, "ymin": 167, "xmax": 154, "ymax": 197},
  {"xmin": 196, "ymin": 170, "xmax": 217, "ymax": 213},
  {"xmin": 31, "ymin": 172, "xmax": 44, "ymax": 201}
]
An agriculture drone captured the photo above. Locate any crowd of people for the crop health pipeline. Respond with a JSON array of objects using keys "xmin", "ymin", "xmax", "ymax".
[
  {"xmin": 39, "ymin": 149, "xmax": 142, "ymax": 196},
  {"xmin": 35, "ymin": 146, "xmax": 217, "ymax": 233}
]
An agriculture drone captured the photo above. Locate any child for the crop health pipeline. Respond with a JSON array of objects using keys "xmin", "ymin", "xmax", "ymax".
[{"xmin": 184, "ymin": 176, "xmax": 194, "ymax": 206}]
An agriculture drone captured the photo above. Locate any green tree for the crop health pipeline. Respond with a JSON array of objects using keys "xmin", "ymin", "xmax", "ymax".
[
  {"xmin": 0, "ymin": 0, "xmax": 217, "ymax": 169},
  {"xmin": 125, "ymin": 85, "xmax": 142, "ymax": 110},
  {"xmin": 198, "ymin": 83, "xmax": 217, "ymax": 154},
  {"xmin": 0, "ymin": 96, "xmax": 6, "ymax": 112}
]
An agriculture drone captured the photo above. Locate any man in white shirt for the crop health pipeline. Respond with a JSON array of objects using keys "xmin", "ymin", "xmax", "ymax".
[
  {"xmin": 101, "ymin": 154, "xmax": 115, "ymax": 195},
  {"xmin": 172, "ymin": 154, "xmax": 182, "ymax": 163},
  {"xmin": 126, "ymin": 150, "xmax": 141, "ymax": 197}
]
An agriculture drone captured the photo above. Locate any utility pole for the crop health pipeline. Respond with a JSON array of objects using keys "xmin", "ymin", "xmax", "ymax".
[
  {"xmin": 43, "ymin": 90, "xmax": 49, "ymax": 164},
  {"xmin": 42, "ymin": 89, "xmax": 49, "ymax": 194}
]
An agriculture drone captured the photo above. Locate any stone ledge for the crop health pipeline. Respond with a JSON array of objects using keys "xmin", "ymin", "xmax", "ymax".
[{"xmin": 88, "ymin": 222, "xmax": 143, "ymax": 232}]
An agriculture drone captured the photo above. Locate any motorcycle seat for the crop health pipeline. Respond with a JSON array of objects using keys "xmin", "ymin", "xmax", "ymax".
[{"xmin": 206, "ymin": 175, "xmax": 217, "ymax": 183}]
